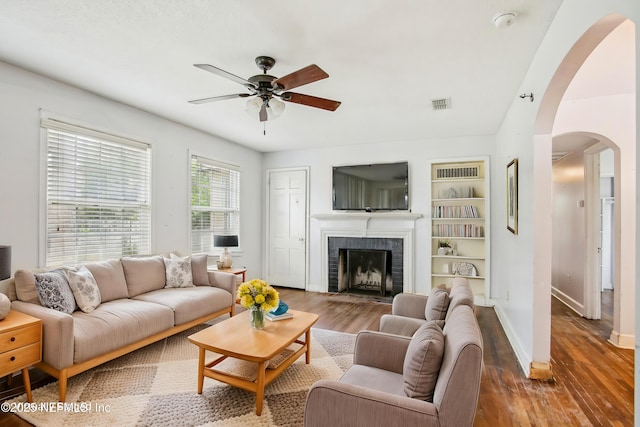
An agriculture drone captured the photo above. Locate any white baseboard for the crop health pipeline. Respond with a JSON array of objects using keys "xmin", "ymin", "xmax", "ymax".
[
  {"xmin": 306, "ymin": 282, "xmax": 323, "ymax": 293},
  {"xmin": 493, "ymin": 303, "xmax": 530, "ymax": 377},
  {"xmin": 609, "ymin": 330, "xmax": 634, "ymax": 349},
  {"xmin": 550, "ymin": 287, "xmax": 584, "ymax": 316}
]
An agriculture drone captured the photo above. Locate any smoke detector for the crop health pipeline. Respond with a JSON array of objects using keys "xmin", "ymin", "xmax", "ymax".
[{"xmin": 493, "ymin": 12, "xmax": 516, "ymax": 30}]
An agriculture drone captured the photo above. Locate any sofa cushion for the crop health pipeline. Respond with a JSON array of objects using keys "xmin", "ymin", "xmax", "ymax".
[
  {"xmin": 66, "ymin": 266, "xmax": 101, "ymax": 313},
  {"xmin": 72, "ymin": 299, "xmax": 174, "ymax": 364},
  {"xmin": 164, "ymin": 255, "xmax": 194, "ymax": 288},
  {"xmin": 121, "ymin": 256, "xmax": 166, "ymax": 297},
  {"xmin": 133, "ymin": 286, "xmax": 232, "ymax": 325},
  {"xmin": 190, "ymin": 253, "xmax": 209, "ymax": 286},
  {"xmin": 14, "ymin": 269, "xmax": 41, "ymax": 304},
  {"xmin": 34, "ymin": 269, "xmax": 77, "ymax": 314},
  {"xmin": 445, "ymin": 281, "xmax": 475, "ymax": 322},
  {"xmin": 403, "ymin": 321, "xmax": 445, "ymax": 401},
  {"xmin": 85, "ymin": 260, "xmax": 129, "ymax": 303},
  {"xmin": 425, "ymin": 288, "xmax": 449, "ymax": 326}
]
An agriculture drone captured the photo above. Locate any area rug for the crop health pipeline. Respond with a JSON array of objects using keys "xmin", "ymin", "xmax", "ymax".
[{"xmin": 8, "ymin": 325, "xmax": 355, "ymax": 427}]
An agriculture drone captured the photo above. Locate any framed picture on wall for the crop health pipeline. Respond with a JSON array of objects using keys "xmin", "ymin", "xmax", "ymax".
[{"xmin": 506, "ymin": 158, "xmax": 518, "ymax": 234}]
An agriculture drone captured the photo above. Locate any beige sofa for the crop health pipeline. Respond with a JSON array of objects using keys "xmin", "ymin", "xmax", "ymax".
[
  {"xmin": 304, "ymin": 278, "xmax": 482, "ymax": 427},
  {"xmin": 7, "ymin": 254, "xmax": 236, "ymax": 401}
]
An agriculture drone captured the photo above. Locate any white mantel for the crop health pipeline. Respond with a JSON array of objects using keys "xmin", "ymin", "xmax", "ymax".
[{"xmin": 311, "ymin": 212, "xmax": 422, "ymax": 293}]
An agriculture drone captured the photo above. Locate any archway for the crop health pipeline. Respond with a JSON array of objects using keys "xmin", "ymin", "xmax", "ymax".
[{"xmin": 534, "ymin": 12, "xmax": 635, "ymax": 370}]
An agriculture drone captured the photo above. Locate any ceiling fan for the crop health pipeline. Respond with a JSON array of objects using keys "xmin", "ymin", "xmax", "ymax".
[{"xmin": 189, "ymin": 56, "xmax": 341, "ymax": 122}]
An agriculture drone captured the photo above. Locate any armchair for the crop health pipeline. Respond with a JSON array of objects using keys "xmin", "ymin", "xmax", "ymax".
[{"xmin": 304, "ymin": 304, "xmax": 482, "ymax": 427}]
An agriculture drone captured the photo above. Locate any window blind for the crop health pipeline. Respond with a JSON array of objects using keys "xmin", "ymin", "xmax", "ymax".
[
  {"xmin": 42, "ymin": 118, "xmax": 151, "ymax": 266},
  {"xmin": 190, "ymin": 155, "xmax": 240, "ymax": 253}
]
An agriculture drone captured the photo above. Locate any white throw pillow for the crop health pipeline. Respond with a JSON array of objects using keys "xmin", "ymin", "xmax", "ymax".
[
  {"xmin": 66, "ymin": 266, "xmax": 102, "ymax": 313},
  {"xmin": 164, "ymin": 255, "xmax": 194, "ymax": 288}
]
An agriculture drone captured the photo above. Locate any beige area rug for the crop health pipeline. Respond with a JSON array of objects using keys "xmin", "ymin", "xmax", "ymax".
[{"xmin": 9, "ymin": 324, "xmax": 355, "ymax": 427}]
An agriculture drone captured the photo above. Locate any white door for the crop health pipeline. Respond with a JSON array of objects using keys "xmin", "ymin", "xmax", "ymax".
[{"xmin": 267, "ymin": 169, "xmax": 307, "ymax": 289}]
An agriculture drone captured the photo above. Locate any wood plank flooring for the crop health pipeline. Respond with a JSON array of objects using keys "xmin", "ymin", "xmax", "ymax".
[{"xmin": 0, "ymin": 288, "xmax": 633, "ymax": 426}]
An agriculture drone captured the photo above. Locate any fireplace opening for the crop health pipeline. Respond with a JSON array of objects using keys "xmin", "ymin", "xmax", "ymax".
[
  {"xmin": 345, "ymin": 249, "xmax": 389, "ymax": 296},
  {"xmin": 328, "ymin": 236, "xmax": 403, "ymax": 297}
]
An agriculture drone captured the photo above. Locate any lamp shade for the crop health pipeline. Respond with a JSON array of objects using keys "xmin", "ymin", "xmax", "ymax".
[
  {"xmin": 214, "ymin": 235, "xmax": 238, "ymax": 248},
  {"xmin": 0, "ymin": 245, "xmax": 11, "ymax": 280}
]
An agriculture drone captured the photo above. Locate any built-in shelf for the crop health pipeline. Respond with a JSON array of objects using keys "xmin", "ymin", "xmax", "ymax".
[{"xmin": 429, "ymin": 158, "xmax": 491, "ymax": 306}]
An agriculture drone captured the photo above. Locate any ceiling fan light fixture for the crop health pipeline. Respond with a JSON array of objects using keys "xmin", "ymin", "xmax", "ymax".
[
  {"xmin": 246, "ymin": 97, "xmax": 285, "ymax": 121},
  {"xmin": 267, "ymin": 97, "xmax": 285, "ymax": 119}
]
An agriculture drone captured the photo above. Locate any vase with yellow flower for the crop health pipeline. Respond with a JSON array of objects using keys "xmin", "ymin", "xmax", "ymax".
[{"xmin": 237, "ymin": 279, "xmax": 280, "ymax": 330}]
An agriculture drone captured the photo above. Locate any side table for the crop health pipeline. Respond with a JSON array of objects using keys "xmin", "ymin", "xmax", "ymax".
[
  {"xmin": 208, "ymin": 266, "xmax": 247, "ymax": 283},
  {"xmin": 0, "ymin": 310, "xmax": 42, "ymax": 402}
]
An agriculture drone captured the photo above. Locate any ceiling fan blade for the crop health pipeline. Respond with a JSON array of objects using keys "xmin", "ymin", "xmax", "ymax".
[
  {"xmin": 281, "ymin": 92, "xmax": 341, "ymax": 111},
  {"xmin": 272, "ymin": 64, "xmax": 329, "ymax": 91},
  {"xmin": 259, "ymin": 103, "xmax": 268, "ymax": 122},
  {"xmin": 194, "ymin": 64, "xmax": 256, "ymax": 88},
  {"xmin": 188, "ymin": 93, "xmax": 251, "ymax": 104}
]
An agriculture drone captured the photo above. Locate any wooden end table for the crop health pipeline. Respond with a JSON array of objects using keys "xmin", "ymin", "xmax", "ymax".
[
  {"xmin": 208, "ymin": 266, "xmax": 247, "ymax": 283},
  {"xmin": 188, "ymin": 309, "xmax": 318, "ymax": 415},
  {"xmin": 0, "ymin": 310, "xmax": 42, "ymax": 402}
]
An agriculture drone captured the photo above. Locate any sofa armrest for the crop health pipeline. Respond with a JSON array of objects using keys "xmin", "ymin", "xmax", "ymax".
[
  {"xmin": 353, "ymin": 330, "xmax": 411, "ymax": 374},
  {"xmin": 304, "ymin": 379, "xmax": 439, "ymax": 427},
  {"xmin": 391, "ymin": 293, "xmax": 428, "ymax": 319},
  {"xmin": 11, "ymin": 301, "xmax": 74, "ymax": 370},
  {"xmin": 207, "ymin": 271, "xmax": 236, "ymax": 295},
  {"xmin": 379, "ymin": 314, "xmax": 425, "ymax": 337}
]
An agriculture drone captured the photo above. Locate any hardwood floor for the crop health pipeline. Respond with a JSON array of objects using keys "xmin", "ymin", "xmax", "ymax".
[{"xmin": 1, "ymin": 288, "xmax": 633, "ymax": 426}]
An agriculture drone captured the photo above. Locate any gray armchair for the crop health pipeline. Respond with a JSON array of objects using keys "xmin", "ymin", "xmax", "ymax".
[{"xmin": 304, "ymin": 304, "xmax": 483, "ymax": 427}]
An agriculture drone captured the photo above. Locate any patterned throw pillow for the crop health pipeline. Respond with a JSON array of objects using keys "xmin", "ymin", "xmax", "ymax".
[
  {"xmin": 66, "ymin": 266, "xmax": 101, "ymax": 313},
  {"xmin": 164, "ymin": 255, "xmax": 194, "ymax": 288},
  {"xmin": 34, "ymin": 269, "xmax": 77, "ymax": 314}
]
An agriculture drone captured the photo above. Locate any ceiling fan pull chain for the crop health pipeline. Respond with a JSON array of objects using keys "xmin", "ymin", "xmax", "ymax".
[{"xmin": 264, "ymin": 122, "xmax": 267, "ymax": 136}]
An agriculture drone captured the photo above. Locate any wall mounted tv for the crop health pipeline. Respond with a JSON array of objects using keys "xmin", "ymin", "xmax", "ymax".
[{"xmin": 332, "ymin": 161, "xmax": 409, "ymax": 211}]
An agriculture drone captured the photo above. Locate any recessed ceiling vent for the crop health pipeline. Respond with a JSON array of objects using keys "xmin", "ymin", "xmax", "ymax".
[
  {"xmin": 432, "ymin": 98, "xmax": 451, "ymax": 111},
  {"xmin": 552, "ymin": 151, "xmax": 570, "ymax": 162}
]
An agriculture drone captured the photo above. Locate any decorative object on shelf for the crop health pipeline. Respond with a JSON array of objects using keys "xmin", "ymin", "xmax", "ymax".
[
  {"xmin": 214, "ymin": 235, "xmax": 239, "ymax": 268},
  {"xmin": 452, "ymin": 262, "xmax": 477, "ymax": 277},
  {"xmin": 437, "ymin": 240, "xmax": 451, "ymax": 255},
  {"xmin": 237, "ymin": 279, "xmax": 280, "ymax": 330},
  {"xmin": 506, "ymin": 158, "xmax": 518, "ymax": 235},
  {"xmin": 0, "ymin": 245, "xmax": 12, "ymax": 320}
]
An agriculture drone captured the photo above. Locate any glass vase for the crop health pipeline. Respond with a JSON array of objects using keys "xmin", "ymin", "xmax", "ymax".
[{"xmin": 250, "ymin": 306, "xmax": 265, "ymax": 330}]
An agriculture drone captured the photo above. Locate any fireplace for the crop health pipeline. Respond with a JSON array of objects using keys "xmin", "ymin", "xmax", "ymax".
[{"xmin": 328, "ymin": 237, "xmax": 403, "ymax": 297}]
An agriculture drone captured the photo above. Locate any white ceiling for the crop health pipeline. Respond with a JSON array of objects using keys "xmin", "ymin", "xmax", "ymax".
[{"xmin": 0, "ymin": 0, "xmax": 564, "ymax": 152}]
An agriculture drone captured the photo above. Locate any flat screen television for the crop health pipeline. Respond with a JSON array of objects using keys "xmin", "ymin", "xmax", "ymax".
[{"xmin": 332, "ymin": 161, "xmax": 409, "ymax": 211}]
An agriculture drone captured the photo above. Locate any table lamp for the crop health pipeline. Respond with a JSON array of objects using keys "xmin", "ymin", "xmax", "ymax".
[
  {"xmin": 214, "ymin": 235, "xmax": 238, "ymax": 268},
  {"xmin": 0, "ymin": 245, "xmax": 11, "ymax": 320}
]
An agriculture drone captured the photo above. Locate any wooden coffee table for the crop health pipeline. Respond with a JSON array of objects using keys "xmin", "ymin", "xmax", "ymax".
[{"xmin": 187, "ymin": 309, "xmax": 318, "ymax": 415}]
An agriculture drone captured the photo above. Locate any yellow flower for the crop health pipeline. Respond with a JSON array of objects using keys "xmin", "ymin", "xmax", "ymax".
[{"xmin": 237, "ymin": 279, "xmax": 279, "ymax": 311}]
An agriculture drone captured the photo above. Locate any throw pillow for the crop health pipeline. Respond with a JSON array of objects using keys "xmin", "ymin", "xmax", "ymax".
[
  {"xmin": 425, "ymin": 288, "xmax": 449, "ymax": 327},
  {"xmin": 66, "ymin": 266, "xmax": 101, "ymax": 313},
  {"xmin": 34, "ymin": 269, "xmax": 77, "ymax": 314},
  {"xmin": 189, "ymin": 253, "xmax": 209, "ymax": 286},
  {"xmin": 164, "ymin": 255, "xmax": 194, "ymax": 288},
  {"xmin": 403, "ymin": 321, "xmax": 445, "ymax": 401}
]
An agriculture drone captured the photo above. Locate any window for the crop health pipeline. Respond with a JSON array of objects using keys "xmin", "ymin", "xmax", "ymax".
[
  {"xmin": 42, "ymin": 118, "xmax": 151, "ymax": 266},
  {"xmin": 190, "ymin": 155, "xmax": 240, "ymax": 253}
]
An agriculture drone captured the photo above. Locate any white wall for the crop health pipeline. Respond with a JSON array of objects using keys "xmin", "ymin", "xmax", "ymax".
[
  {"xmin": 551, "ymin": 150, "xmax": 587, "ymax": 308},
  {"xmin": 0, "ymin": 61, "xmax": 264, "ymax": 277},
  {"xmin": 262, "ymin": 136, "xmax": 495, "ymax": 294}
]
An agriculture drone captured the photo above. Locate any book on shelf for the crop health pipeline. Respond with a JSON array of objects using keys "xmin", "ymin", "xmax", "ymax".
[{"xmin": 265, "ymin": 311, "xmax": 293, "ymax": 321}]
